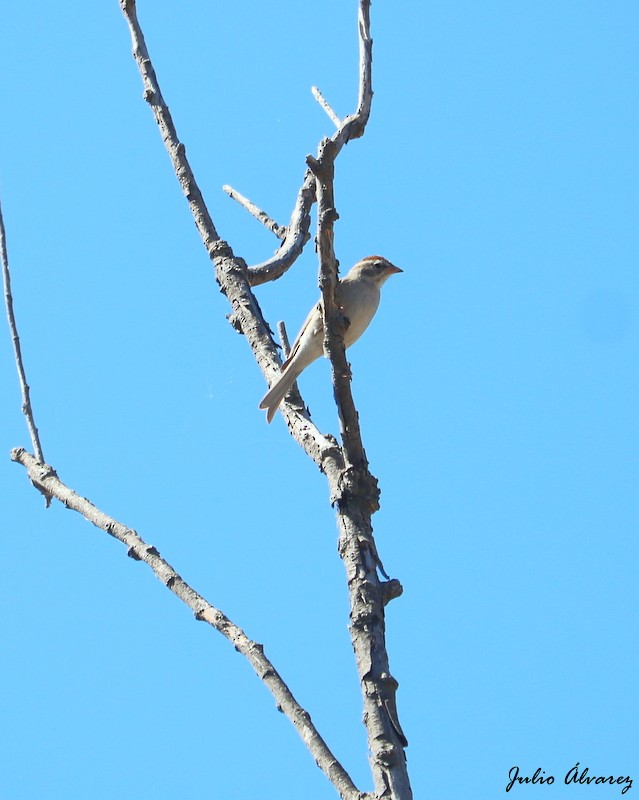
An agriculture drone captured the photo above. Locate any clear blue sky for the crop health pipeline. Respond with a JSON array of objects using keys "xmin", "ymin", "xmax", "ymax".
[{"xmin": 1, "ymin": 2, "xmax": 637, "ymax": 798}]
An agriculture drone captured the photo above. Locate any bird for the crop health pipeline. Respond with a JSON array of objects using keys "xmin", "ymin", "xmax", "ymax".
[{"xmin": 259, "ymin": 255, "xmax": 402, "ymax": 423}]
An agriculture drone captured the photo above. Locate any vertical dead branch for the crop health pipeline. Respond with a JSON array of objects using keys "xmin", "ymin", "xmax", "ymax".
[{"xmin": 307, "ymin": 139, "xmax": 412, "ymax": 799}]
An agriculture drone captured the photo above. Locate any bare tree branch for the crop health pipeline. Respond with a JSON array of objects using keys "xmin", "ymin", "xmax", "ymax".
[
  {"xmin": 7, "ymin": 2, "xmax": 411, "ymax": 797},
  {"xmin": 277, "ymin": 320, "xmax": 292, "ymax": 359},
  {"xmin": 1, "ymin": 201, "xmax": 49, "ymax": 504},
  {"xmin": 2, "ymin": 183, "xmax": 350, "ymax": 793},
  {"xmin": 245, "ymin": 0, "xmax": 374, "ymax": 286},
  {"xmin": 119, "ymin": 2, "xmax": 411, "ymax": 796},
  {"xmin": 307, "ymin": 147, "xmax": 370, "ymax": 473},
  {"xmin": 117, "ymin": 0, "xmax": 343, "ymax": 466},
  {"xmin": 245, "ymin": 169, "xmax": 316, "ymax": 287},
  {"xmin": 118, "ymin": 1, "xmax": 220, "ymax": 252},
  {"xmin": 307, "ymin": 142, "xmax": 412, "ymax": 798},
  {"xmin": 9, "ymin": 447, "xmax": 365, "ymax": 800},
  {"xmin": 352, "ymin": 0, "xmax": 374, "ymax": 140},
  {"xmin": 223, "ymin": 185, "xmax": 287, "ymax": 240},
  {"xmin": 312, "ymin": 86, "xmax": 342, "ymax": 128}
]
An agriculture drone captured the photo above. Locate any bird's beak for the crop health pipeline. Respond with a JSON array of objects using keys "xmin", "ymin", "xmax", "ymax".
[{"xmin": 387, "ymin": 264, "xmax": 403, "ymax": 275}]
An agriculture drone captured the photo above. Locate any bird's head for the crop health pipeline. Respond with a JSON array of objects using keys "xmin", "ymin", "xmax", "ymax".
[{"xmin": 352, "ymin": 255, "xmax": 403, "ymax": 285}]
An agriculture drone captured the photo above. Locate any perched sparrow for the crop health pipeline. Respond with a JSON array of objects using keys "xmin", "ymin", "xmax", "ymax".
[{"xmin": 259, "ymin": 255, "xmax": 402, "ymax": 423}]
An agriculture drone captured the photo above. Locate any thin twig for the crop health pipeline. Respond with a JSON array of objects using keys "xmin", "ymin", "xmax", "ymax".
[
  {"xmin": 0, "ymin": 200, "xmax": 46, "ymax": 468},
  {"xmin": 10, "ymin": 448, "xmax": 363, "ymax": 800},
  {"xmin": 277, "ymin": 320, "xmax": 292, "ymax": 359},
  {"xmin": 311, "ymin": 86, "xmax": 342, "ymax": 128},
  {"xmin": 223, "ymin": 185, "xmax": 287, "ymax": 240},
  {"xmin": 273, "ymin": 319, "xmax": 309, "ymax": 416}
]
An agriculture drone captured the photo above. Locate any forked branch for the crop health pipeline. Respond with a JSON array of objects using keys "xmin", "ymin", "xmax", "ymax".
[
  {"xmin": 117, "ymin": 0, "xmax": 339, "ymax": 468},
  {"xmin": 245, "ymin": 0, "xmax": 374, "ymax": 286},
  {"xmin": 7, "ymin": 2, "xmax": 411, "ymax": 798}
]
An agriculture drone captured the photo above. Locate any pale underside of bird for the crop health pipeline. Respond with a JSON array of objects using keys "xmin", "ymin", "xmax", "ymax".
[{"xmin": 259, "ymin": 255, "xmax": 402, "ymax": 423}]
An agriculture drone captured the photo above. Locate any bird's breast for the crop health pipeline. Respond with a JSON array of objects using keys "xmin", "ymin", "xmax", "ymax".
[{"xmin": 339, "ymin": 281, "xmax": 381, "ymax": 347}]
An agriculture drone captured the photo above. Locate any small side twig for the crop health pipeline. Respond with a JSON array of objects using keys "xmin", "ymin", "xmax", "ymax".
[
  {"xmin": 223, "ymin": 185, "xmax": 287, "ymax": 240},
  {"xmin": 273, "ymin": 319, "xmax": 310, "ymax": 417},
  {"xmin": 311, "ymin": 86, "xmax": 342, "ymax": 128},
  {"xmin": 277, "ymin": 320, "xmax": 292, "ymax": 359},
  {"xmin": 0, "ymin": 200, "xmax": 47, "ymax": 471}
]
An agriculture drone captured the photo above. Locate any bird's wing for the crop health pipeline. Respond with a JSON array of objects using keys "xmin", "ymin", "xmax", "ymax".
[{"xmin": 281, "ymin": 301, "xmax": 323, "ymax": 370}]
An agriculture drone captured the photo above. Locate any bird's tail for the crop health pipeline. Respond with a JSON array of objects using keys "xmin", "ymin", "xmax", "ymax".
[{"xmin": 259, "ymin": 365, "xmax": 302, "ymax": 423}]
